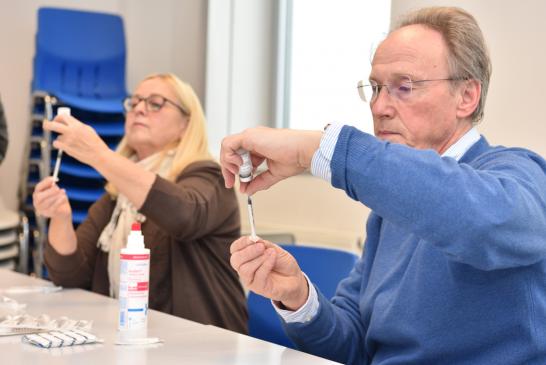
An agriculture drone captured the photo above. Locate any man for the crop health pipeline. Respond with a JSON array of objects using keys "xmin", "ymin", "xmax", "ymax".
[{"xmin": 220, "ymin": 7, "xmax": 546, "ymax": 365}]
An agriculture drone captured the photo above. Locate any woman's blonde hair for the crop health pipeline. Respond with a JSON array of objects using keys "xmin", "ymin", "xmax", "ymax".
[{"xmin": 106, "ymin": 73, "xmax": 213, "ymax": 196}]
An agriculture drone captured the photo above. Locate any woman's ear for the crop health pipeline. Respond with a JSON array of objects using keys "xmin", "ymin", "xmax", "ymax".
[{"xmin": 456, "ymin": 79, "xmax": 481, "ymax": 120}]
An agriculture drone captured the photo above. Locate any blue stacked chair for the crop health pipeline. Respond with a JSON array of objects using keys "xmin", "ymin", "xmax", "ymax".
[
  {"xmin": 247, "ymin": 244, "xmax": 360, "ymax": 349},
  {"xmin": 33, "ymin": 7, "xmax": 127, "ymax": 112},
  {"xmin": 21, "ymin": 7, "xmax": 127, "ymax": 276}
]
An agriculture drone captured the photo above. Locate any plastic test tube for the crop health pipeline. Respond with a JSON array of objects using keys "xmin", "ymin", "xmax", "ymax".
[
  {"xmin": 52, "ymin": 107, "xmax": 71, "ymax": 181},
  {"xmin": 247, "ymin": 196, "xmax": 258, "ymax": 242},
  {"xmin": 238, "ymin": 149, "xmax": 258, "ymax": 242}
]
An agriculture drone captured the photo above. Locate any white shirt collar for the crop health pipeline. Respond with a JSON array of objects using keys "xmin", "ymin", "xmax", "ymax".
[{"xmin": 441, "ymin": 127, "xmax": 481, "ymax": 161}]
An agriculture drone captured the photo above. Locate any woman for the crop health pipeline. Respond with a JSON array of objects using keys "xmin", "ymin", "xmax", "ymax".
[{"xmin": 33, "ymin": 73, "xmax": 247, "ymax": 333}]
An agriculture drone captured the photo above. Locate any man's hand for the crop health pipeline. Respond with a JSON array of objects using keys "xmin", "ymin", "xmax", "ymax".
[
  {"xmin": 230, "ymin": 237, "xmax": 309, "ymax": 311},
  {"xmin": 220, "ymin": 127, "xmax": 322, "ymax": 195}
]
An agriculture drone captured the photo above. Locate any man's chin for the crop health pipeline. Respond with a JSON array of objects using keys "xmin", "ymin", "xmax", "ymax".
[{"xmin": 376, "ymin": 132, "xmax": 406, "ymax": 144}]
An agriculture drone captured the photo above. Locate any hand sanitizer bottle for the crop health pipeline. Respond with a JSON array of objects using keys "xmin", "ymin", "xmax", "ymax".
[{"xmin": 118, "ymin": 222, "xmax": 150, "ymax": 342}]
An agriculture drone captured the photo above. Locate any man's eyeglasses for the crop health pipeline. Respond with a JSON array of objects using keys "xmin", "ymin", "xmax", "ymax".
[
  {"xmin": 123, "ymin": 94, "xmax": 190, "ymax": 116},
  {"xmin": 357, "ymin": 76, "xmax": 463, "ymax": 103}
]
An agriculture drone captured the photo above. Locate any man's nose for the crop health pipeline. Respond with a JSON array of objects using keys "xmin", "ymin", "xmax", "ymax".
[{"xmin": 370, "ymin": 86, "xmax": 395, "ymax": 119}]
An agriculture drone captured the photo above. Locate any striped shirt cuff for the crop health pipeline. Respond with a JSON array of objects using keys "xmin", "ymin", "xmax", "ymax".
[
  {"xmin": 310, "ymin": 123, "xmax": 344, "ymax": 183},
  {"xmin": 272, "ymin": 273, "xmax": 319, "ymax": 323}
]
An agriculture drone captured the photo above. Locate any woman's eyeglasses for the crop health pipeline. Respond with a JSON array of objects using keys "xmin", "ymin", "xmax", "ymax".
[{"xmin": 123, "ymin": 94, "xmax": 190, "ymax": 116}]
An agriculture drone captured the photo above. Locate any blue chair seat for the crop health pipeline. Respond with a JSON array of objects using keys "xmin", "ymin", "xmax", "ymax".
[
  {"xmin": 54, "ymin": 160, "xmax": 102, "ymax": 179},
  {"xmin": 64, "ymin": 186, "xmax": 104, "ymax": 202},
  {"xmin": 33, "ymin": 8, "xmax": 127, "ymax": 101}
]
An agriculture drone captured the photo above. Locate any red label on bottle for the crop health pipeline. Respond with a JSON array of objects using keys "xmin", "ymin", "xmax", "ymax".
[
  {"xmin": 121, "ymin": 254, "xmax": 150, "ymax": 260},
  {"xmin": 136, "ymin": 282, "xmax": 148, "ymax": 291}
]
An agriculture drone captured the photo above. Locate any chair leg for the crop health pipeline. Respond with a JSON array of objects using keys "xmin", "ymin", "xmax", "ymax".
[{"xmin": 17, "ymin": 212, "xmax": 30, "ymax": 274}]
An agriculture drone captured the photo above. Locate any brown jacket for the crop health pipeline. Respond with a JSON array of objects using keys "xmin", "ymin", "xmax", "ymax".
[{"xmin": 45, "ymin": 161, "xmax": 248, "ymax": 334}]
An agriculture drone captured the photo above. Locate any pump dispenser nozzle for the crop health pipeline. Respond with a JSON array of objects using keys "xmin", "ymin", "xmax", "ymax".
[{"xmin": 127, "ymin": 222, "xmax": 144, "ymax": 249}]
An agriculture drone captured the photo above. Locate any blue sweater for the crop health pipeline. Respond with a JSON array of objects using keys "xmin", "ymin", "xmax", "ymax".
[{"xmin": 284, "ymin": 126, "xmax": 546, "ymax": 365}]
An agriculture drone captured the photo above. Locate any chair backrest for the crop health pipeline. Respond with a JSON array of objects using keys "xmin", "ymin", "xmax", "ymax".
[
  {"xmin": 247, "ymin": 244, "xmax": 359, "ymax": 348},
  {"xmin": 32, "ymin": 7, "xmax": 126, "ymax": 99}
]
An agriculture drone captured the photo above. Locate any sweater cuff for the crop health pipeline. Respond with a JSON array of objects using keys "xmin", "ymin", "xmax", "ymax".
[
  {"xmin": 281, "ymin": 288, "xmax": 336, "ymax": 342},
  {"xmin": 272, "ymin": 273, "xmax": 319, "ymax": 323},
  {"xmin": 330, "ymin": 126, "xmax": 375, "ymax": 191}
]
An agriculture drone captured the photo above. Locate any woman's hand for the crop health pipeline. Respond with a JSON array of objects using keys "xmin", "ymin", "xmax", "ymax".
[
  {"xmin": 43, "ymin": 114, "xmax": 110, "ymax": 167},
  {"xmin": 44, "ymin": 113, "xmax": 155, "ymax": 210},
  {"xmin": 32, "ymin": 177, "xmax": 72, "ymax": 220},
  {"xmin": 230, "ymin": 237, "xmax": 309, "ymax": 311}
]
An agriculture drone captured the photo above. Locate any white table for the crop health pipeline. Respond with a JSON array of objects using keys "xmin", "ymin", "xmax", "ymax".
[{"xmin": 0, "ymin": 269, "xmax": 340, "ymax": 364}]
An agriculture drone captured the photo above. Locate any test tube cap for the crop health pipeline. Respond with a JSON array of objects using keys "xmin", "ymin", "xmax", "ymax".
[{"xmin": 57, "ymin": 107, "xmax": 71, "ymax": 116}]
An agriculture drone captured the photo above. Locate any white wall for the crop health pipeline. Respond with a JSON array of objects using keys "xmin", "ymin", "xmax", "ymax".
[
  {"xmin": 205, "ymin": 0, "xmax": 276, "ymax": 156},
  {"xmin": 0, "ymin": 0, "xmax": 207, "ymax": 210},
  {"xmin": 285, "ymin": 0, "xmax": 390, "ymax": 133}
]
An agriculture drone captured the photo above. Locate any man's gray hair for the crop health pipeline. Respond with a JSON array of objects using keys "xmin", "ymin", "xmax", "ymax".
[{"xmin": 395, "ymin": 7, "xmax": 492, "ymax": 123}]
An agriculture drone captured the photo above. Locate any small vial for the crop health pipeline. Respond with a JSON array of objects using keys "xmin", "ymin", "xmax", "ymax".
[
  {"xmin": 237, "ymin": 149, "xmax": 258, "ymax": 242},
  {"xmin": 237, "ymin": 149, "xmax": 253, "ymax": 182}
]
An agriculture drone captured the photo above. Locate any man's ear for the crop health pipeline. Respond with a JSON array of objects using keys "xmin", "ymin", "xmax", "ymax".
[{"xmin": 456, "ymin": 79, "xmax": 481, "ymax": 120}]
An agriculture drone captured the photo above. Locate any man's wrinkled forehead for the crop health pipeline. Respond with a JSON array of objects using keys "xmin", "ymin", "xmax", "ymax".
[{"xmin": 370, "ymin": 25, "xmax": 449, "ymax": 80}]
